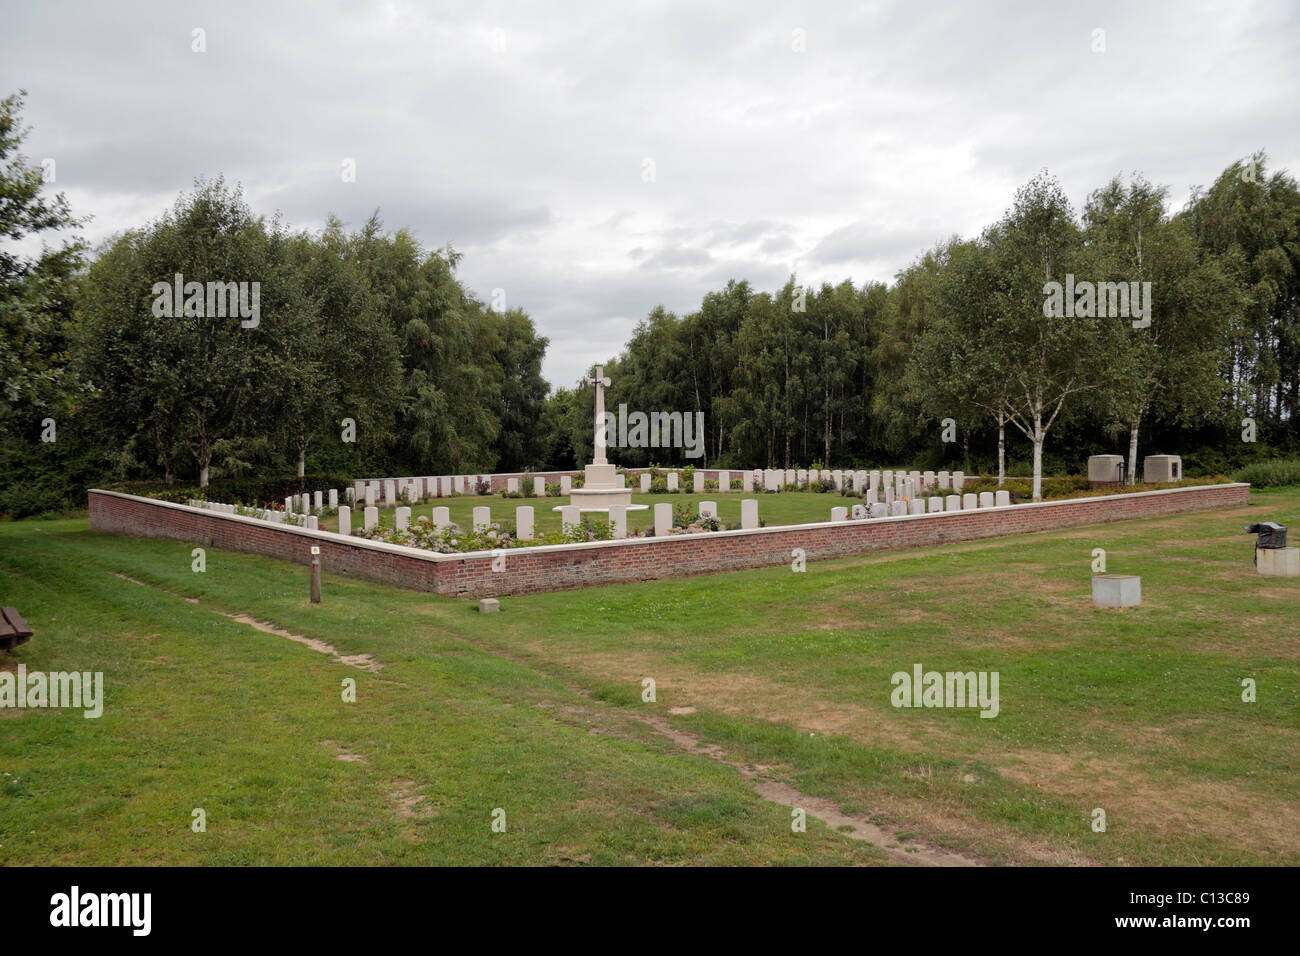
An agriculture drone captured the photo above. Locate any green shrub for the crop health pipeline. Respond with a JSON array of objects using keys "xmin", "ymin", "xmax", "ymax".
[{"xmin": 1234, "ymin": 458, "xmax": 1300, "ymax": 488}]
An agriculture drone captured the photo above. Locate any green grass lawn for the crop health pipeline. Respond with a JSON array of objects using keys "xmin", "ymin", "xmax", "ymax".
[
  {"xmin": 317, "ymin": 490, "xmax": 872, "ymax": 536},
  {"xmin": 1, "ymin": 488, "xmax": 1296, "ymax": 865}
]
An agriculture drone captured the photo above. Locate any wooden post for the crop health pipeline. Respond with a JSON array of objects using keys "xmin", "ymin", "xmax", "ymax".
[{"xmin": 310, "ymin": 547, "xmax": 321, "ymax": 604}]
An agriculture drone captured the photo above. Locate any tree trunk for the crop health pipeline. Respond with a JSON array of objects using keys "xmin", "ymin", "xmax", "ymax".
[
  {"xmin": 1127, "ymin": 423, "xmax": 1140, "ymax": 485},
  {"xmin": 199, "ymin": 461, "xmax": 210, "ymax": 488},
  {"xmin": 997, "ymin": 412, "xmax": 1006, "ymax": 487},
  {"xmin": 297, "ymin": 446, "xmax": 306, "ymax": 478},
  {"xmin": 1031, "ymin": 425, "xmax": 1044, "ymax": 502}
]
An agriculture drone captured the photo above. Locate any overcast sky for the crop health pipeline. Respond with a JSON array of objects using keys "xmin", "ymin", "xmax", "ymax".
[{"xmin": 3, "ymin": 0, "xmax": 1297, "ymax": 388}]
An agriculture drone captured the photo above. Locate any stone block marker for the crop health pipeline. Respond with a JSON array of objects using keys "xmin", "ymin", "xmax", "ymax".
[
  {"xmin": 534, "ymin": 475, "xmax": 546, "ymax": 497},
  {"xmin": 364, "ymin": 485, "xmax": 376, "ymax": 507},
  {"xmin": 285, "ymin": 496, "xmax": 294, "ymax": 515},
  {"xmin": 338, "ymin": 505, "xmax": 351, "ymax": 536},
  {"xmin": 516, "ymin": 505, "xmax": 535, "ymax": 540},
  {"xmin": 1257, "ymin": 547, "xmax": 1300, "ymax": 577},
  {"xmin": 441, "ymin": 477, "xmax": 453, "ymax": 497},
  {"xmin": 945, "ymin": 495, "xmax": 962, "ymax": 511},
  {"xmin": 328, "ymin": 489, "xmax": 338, "ymax": 509},
  {"xmin": 311, "ymin": 491, "xmax": 321, "ymax": 511},
  {"xmin": 364, "ymin": 506, "xmax": 378, "ymax": 530},
  {"xmin": 953, "ymin": 471, "xmax": 965, "ymax": 493},
  {"xmin": 909, "ymin": 499, "xmax": 926, "ymax": 515},
  {"xmin": 306, "ymin": 516, "xmax": 318, "ymax": 530},
  {"xmin": 995, "ymin": 490, "xmax": 1011, "ymax": 507},
  {"xmin": 938, "ymin": 470, "xmax": 950, "ymax": 490},
  {"xmin": 831, "ymin": 506, "xmax": 848, "ymax": 522},
  {"xmin": 559, "ymin": 505, "xmax": 580, "ymax": 529},
  {"xmin": 1092, "ymin": 574, "xmax": 1141, "ymax": 608},
  {"xmin": 961, "ymin": 493, "xmax": 976, "ymax": 510},
  {"xmin": 608, "ymin": 504, "xmax": 627, "ymax": 538},
  {"xmin": 383, "ymin": 480, "xmax": 395, "ymax": 506},
  {"xmin": 693, "ymin": 472, "xmax": 705, "ymax": 494},
  {"xmin": 640, "ymin": 473, "xmax": 651, "ymax": 493},
  {"xmin": 979, "ymin": 491, "xmax": 995, "ymax": 508},
  {"xmin": 833, "ymin": 470, "xmax": 844, "ymax": 490},
  {"xmin": 395, "ymin": 506, "xmax": 411, "ymax": 531},
  {"xmin": 478, "ymin": 598, "xmax": 500, "ymax": 613},
  {"xmin": 719, "ymin": 470, "xmax": 730, "ymax": 490},
  {"xmin": 869, "ymin": 502, "xmax": 887, "ymax": 518},
  {"xmin": 742, "ymin": 471, "xmax": 753, "ymax": 492},
  {"xmin": 928, "ymin": 496, "xmax": 943, "ymax": 513},
  {"xmin": 741, "ymin": 499, "xmax": 759, "ymax": 529},
  {"xmin": 507, "ymin": 477, "xmax": 519, "ymax": 494},
  {"xmin": 666, "ymin": 472, "xmax": 678, "ymax": 492},
  {"xmin": 654, "ymin": 502, "xmax": 673, "ymax": 536},
  {"xmin": 301, "ymin": 493, "xmax": 311, "ymax": 514},
  {"xmin": 560, "ymin": 475, "xmax": 573, "ymax": 494},
  {"xmin": 473, "ymin": 506, "xmax": 491, "ymax": 531},
  {"xmin": 699, "ymin": 500, "xmax": 718, "ymax": 518},
  {"xmin": 851, "ymin": 504, "xmax": 867, "ymax": 519},
  {"xmin": 889, "ymin": 501, "xmax": 907, "ymax": 517},
  {"xmin": 432, "ymin": 506, "xmax": 450, "ymax": 531}
]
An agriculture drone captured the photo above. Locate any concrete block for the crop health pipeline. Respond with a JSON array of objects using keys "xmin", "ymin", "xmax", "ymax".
[
  {"xmin": 478, "ymin": 598, "xmax": 500, "ymax": 613},
  {"xmin": 1257, "ymin": 547, "xmax": 1300, "ymax": 577},
  {"xmin": 1092, "ymin": 574, "xmax": 1141, "ymax": 608}
]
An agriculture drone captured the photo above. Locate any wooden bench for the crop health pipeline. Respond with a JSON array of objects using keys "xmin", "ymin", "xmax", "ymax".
[{"xmin": 0, "ymin": 607, "xmax": 33, "ymax": 652}]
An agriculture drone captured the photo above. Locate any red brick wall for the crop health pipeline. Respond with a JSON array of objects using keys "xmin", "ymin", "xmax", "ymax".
[{"xmin": 89, "ymin": 483, "xmax": 1250, "ymax": 599}]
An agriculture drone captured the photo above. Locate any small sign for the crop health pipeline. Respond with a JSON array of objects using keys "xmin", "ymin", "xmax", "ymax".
[{"xmin": 310, "ymin": 546, "xmax": 320, "ymax": 555}]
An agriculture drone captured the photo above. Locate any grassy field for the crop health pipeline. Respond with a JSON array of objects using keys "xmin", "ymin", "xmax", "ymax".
[
  {"xmin": 1, "ymin": 488, "xmax": 1296, "ymax": 865},
  {"xmin": 315, "ymin": 490, "xmax": 860, "ymax": 536}
]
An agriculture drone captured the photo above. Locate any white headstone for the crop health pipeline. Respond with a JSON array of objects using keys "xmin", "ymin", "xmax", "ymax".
[
  {"xmin": 953, "ymin": 471, "xmax": 965, "ymax": 493},
  {"xmin": 890, "ymin": 501, "xmax": 907, "ymax": 516},
  {"xmin": 432, "ymin": 506, "xmax": 450, "ymax": 531},
  {"xmin": 640, "ymin": 473, "xmax": 651, "ymax": 493},
  {"xmin": 440, "ymin": 476, "xmax": 453, "ymax": 497},
  {"xmin": 742, "ymin": 471, "xmax": 753, "ymax": 492},
  {"xmin": 507, "ymin": 477, "xmax": 519, "ymax": 494},
  {"xmin": 560, "ymin": 475, "xmax": 573, "ymax": 494},
  {"xmin": 937, "ymin": 470, "xmax": 950, "ymax": 490},
  {"xmin": 741, "ymin": 499, "xmax": 759, "ymax": 529},
  {"xmin": 364, "ymin": 506, "xmax": 378, "ymax": 530},
  {"xmin": 364, "ymin": 485, "xmax": 376, "ymax": 507},
  {"xmin": 869, "ymin": 502, "xmax": 888, "ymax": 518},
  {"xmin": 654, "ymin": 502, "xmax": 673, "ymax": 536},
  {"xmin": 699, "ymin": 500, "xmax": 718, "ymax": 518},
  {"xmin": 395, "ymin": 506, "xmax": 411, "ymax": 530},
  {"xmin": 328, "ymin": 489, "xmax": 338, "ymax": 509},
  {"xmin": 306, "ymin": 515, "xmax": 319, "ymax": 530},
  {"xmin": 928, "ymin": 496, "xmax": 943, "ymax": 513},
  {"xmin": 945, "ymin": 495, "xmax": 962, "ymax": 512},
  {"xmin": 869, "ymin": 470, "xmax": 880, "ymax": 490},
  {"xmin": 301, "ymin": 493, "xmax": 312, "ymax": 514},
  {"xmin": 516, "ymin": 505, "xmax": 534, "ymax": 540},
  {"xmin": 608, "ymin": 504, "xmax": 627, "ymax": 538},
  {"xmin": 473, "ymin": 506, "xmax": 491, "ymax": 531},
  {"xmin": 979, "ymin": 491, "xmax": 995, "ymax": 508},
  {"xmin": 922, "ymin": 471, "xmax": 935, "ymax": 489},
  {"xmin": 693, "ymin": 472, "xmax": 705, "ymax": 494},
  {"xmin": 666, "ymin": 472, "xmax": 678, "ymax": 492},
  {"xmin": 533, "ymin": 475, "xmax": 545, "ymax": 497},
  {"xmin": 285, "ymin": 497, "xmax": 294, "ymax": 514},
  {"xmin": 831, "ymin": 506, "xmax": 848, "ymax": 522},
  {"xmin": 833, "ymin": 470, "xmax": 843, "ymax": 490},
  {"xmin": 718, "ymin": 470, "xmax": 730, "ymax": 491},
  {"xmin": 909, "ymin": 498, "xmax": 925, "ymax": 515},
  {"xmin": 962, "ymin": 493, "xmax": 977, "ymax": 510},
  {"xmin": 995, "ymin": 490, "xmax": 1011, "ymax": 507},
  {"xmin": 383, "ymin": 480, "xmax": 395, "ymax": 506},
  {"xmin": 797, "ymin": 469, "xmax": 808, "ymax": 485},
  {"xmin": 337, "ymin": 505, "xmax": 351, "ymax": 536},
  {"xmin": 560, "ymin": 505, "xmax": 580, "ymax": 529},
  {"xmin": 851, "ymin": 504, "xmax": 867, "ymax": 519},
  {"xmin": 313, "ymin": 491, "xmax": 323, "ymax": 511}
]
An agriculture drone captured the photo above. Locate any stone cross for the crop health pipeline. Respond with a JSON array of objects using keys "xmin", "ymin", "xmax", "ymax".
[{"xmin": 588, "ymin": 364, "xmax": 612, "ymax": 466}]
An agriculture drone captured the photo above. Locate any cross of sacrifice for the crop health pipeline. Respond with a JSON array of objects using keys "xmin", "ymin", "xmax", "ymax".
[{"xmin": 589, "ymin": 364, "xmax": 612, "ymax": 465}]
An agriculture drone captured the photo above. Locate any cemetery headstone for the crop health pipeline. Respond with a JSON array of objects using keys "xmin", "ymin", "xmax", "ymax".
[
  {"xmin": 516, "ymin": 505, "xmax": 535, "ymax": 540},
  {"xmin": 666, "ymin": 472, "xmax": 678, "ymax": 492},
  {"xmin": 741, "ymin": 499, "xmax": 759, "ymax": 529},
  {"xmin": 654, "ymin": 502, "xmax": 672, "ymax": 536},
  {"xmin": 962, "ymin": 493, "xmax": 977, "ymax": 510},
  {"xmin": 338, "ymin": 505, "xmax": 351, "ymax": 536},
  {"xmin": 472, "ymin": 506, "xmax": 491, "ymax": 531},
  {"xmin": 559, "ymin": 506, "xmax": 580, "ymax": 529},
  {"xmin": 608, "ymin": 504, "xmax": 627, "ymax": 538},
  {"xmin": 995, "ymin": 490, "xmax": 1011, "ymax": 507},
  {"xmin": 640, "ymin": 473, "xmax": 651, "ymax": 493},
  {"xmin": 534, "ymin": 475, "xmax": 546, "ymax": 497},
  {"xmin": 364, "ymin": 506, "xmax": 378, "ymax": 530},
  {"xmin": 979, "ymin": 491, "xmax": 994, "ymax": 508},
  {"xmin": 395, "ymin": 506, "xmax": 411, "ymax": 531},
  {"xmin": 831, "ymin": 506, "xmax": 848, "ymax": 522},
  {"xmin": 694, "ymin": 472, "xmax": 705, "ymax": 494},
  {"xmin": 945, "ymin": 495, "xmax": 962, "ymax": 511},
  {"xmin": 560, "ymin": 475, "xmax": 573, "ymax": 494},
  {"xmin": 699, "ymin": 500, "xmax": 718, "ymax": 518},
  {"xmin": 328, "ymin": 489, "xmax": 338, "ymax": 509},
  {"xmin": 432, "ymin": 506, "xmax": 450, "ymax": 531}
]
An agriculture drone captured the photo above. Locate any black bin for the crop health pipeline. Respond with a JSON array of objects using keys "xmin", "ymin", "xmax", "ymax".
[{"xmin": 1245, "ymin": 522, "xmax": 1287, "ymax": 549}]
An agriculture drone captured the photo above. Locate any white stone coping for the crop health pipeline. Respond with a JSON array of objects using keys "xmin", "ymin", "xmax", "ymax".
[{"xmin": 91, "ymin": 483, "xmax": 1249, "ymax": 567}]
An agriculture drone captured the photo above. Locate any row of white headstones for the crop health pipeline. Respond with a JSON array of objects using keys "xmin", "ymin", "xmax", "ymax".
[
  {"xmin": 347, "ymin": 467, "xmax": 972, "ymax": 503},
  {"xmin": 187, "ymin": 477, "xmax": 1015, "ymax": 544}
]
